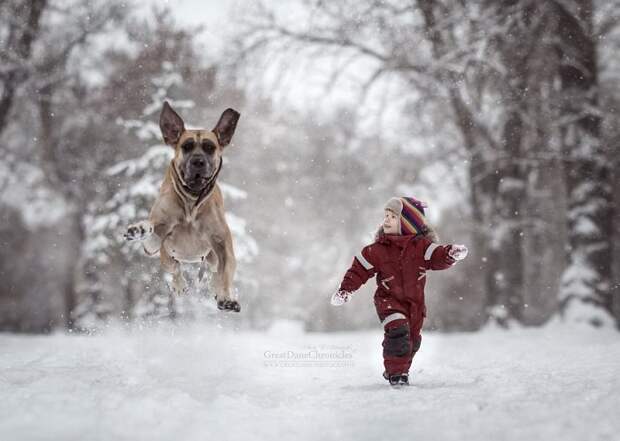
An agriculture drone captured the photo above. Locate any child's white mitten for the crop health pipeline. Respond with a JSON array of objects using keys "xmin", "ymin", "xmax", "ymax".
[
  {"xmin": 448, "ymin": 244, "xmax": 468, "ymax": 261},
  {"xmin": 330, "ymin": 290, "xmax": 351, "ymax": 306}
]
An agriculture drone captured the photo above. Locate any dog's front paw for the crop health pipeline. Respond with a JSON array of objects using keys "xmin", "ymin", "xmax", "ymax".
[
  {"xmin": 124, "ymin": 221, "xmax": 154, "ymax": 241},
  {"xmin": 217, "ymin": 298, "xmax": 241, "ymax": 313}
]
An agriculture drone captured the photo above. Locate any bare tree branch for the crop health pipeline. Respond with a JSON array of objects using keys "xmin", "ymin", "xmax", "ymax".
[{"xmin": 0, "ymin": 0, "xmax": 47, "ymax": 136}]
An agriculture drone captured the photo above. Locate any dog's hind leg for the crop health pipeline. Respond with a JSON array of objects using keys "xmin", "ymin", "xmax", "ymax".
[
  {"xmin": 211, "ymin": 235, "xmax": 240, "ymax": 312},
  {"xmin": 160, "ymin": 245, "xmax": 188, "ymax": 296}
]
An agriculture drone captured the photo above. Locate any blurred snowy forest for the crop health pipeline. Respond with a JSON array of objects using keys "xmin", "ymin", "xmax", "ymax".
[{"xmin": 0, "ymin": 0, "xmax": 618, "ymax": 333}]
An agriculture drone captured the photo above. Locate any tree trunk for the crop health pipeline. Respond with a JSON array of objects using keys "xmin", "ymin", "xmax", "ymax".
[
  {"xmin": 418, "ymin": 0, "xmax": 509, "ymax": 325},
  {"xmin": 554, "ymin": 1, "xmax": 615, "ymax": 325},
  {"xmin": 37, "ymin": 81, "xmax": 83, "ymax": 330},
  {"xmin": 488, "ymin": 0, "xmax": 544, "ymax": 325},
  {"xmin": 493, "ymin": 106, "xmax": 527, "ymax": 324}
]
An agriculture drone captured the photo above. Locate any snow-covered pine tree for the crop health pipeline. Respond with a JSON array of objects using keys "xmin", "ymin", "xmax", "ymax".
[{"xmin": 553, "ymin": 1, "xmax": 615, "ymax": 326}]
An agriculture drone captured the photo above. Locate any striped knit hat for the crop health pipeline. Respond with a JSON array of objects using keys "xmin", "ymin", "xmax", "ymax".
[{"xmin": 384, "ymin": 196, "xmax": 438, "ymax": 241}]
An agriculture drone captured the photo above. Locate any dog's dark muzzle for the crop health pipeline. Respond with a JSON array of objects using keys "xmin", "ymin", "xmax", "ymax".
[{"xmin": 185, "ymin": 155, "xmax": 214, "ymax": 190}]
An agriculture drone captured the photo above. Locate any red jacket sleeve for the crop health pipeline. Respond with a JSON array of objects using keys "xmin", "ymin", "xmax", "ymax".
[
  {"xmin": 420, "ymin": 239, "xmax": 456, "ymax": 270},
  {"xmin": 339, "ymin": 245, "xmax": 377, "ymax": 293}
]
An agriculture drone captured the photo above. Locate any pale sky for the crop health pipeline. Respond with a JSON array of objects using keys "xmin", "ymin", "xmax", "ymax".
[{"xmin": 140, "ymin": 0, "xmax": 236, "ymax": 58}]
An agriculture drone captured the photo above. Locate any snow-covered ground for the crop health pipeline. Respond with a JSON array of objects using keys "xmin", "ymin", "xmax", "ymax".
[{"xmin": 1, "ymin": 320, "xmax": 618, "ymax": 441}]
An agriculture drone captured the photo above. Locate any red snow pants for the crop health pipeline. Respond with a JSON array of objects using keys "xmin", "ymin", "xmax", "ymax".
[{"xmin": 374, "ymin": 295, "xmax": 425, "ymax": 375}]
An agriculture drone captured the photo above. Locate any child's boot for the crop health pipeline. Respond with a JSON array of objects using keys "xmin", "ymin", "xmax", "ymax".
[{"xmin": 384, "ymin": 371, "xmax": 409, "ymax": 386}]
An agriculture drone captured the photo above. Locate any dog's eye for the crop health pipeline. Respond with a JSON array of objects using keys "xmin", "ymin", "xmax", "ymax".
[
  {"xmin": 202, "ymin": 141, "xmax": 216, "ymax": 154},
  {"xmin": 181, "ymin": 140, "xmax": 195, "ymax": 152}
]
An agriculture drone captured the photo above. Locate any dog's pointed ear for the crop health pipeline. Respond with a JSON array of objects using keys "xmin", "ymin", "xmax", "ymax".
[
  {"xmin": 212, "ymin": 108, "xmax": 240, "ymax": 147},
  {"xmin": 160, "ymin": 101, "xmax": 185, "ymax": 146}
]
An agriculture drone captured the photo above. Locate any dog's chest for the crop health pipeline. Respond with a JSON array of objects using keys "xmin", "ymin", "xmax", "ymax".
[{"xmin": 164, "ymin": 220, "xmax": 212, "ymax": 263}]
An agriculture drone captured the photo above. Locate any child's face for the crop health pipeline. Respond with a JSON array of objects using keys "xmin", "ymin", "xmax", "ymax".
[{"xmin": 383, "ymin": 209, "xmax": 400, "ymax": 235}]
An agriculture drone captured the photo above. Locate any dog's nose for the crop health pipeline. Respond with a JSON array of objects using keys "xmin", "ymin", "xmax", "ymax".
[{"xmin": 190, "ymin": 156, "xmax": 206, "ymax": 168}]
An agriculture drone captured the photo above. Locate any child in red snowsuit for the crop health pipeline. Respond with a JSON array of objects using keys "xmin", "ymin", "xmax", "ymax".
[{"xmin": 331, "ymin": 196, "xmax": 468, "ymax": 386}]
